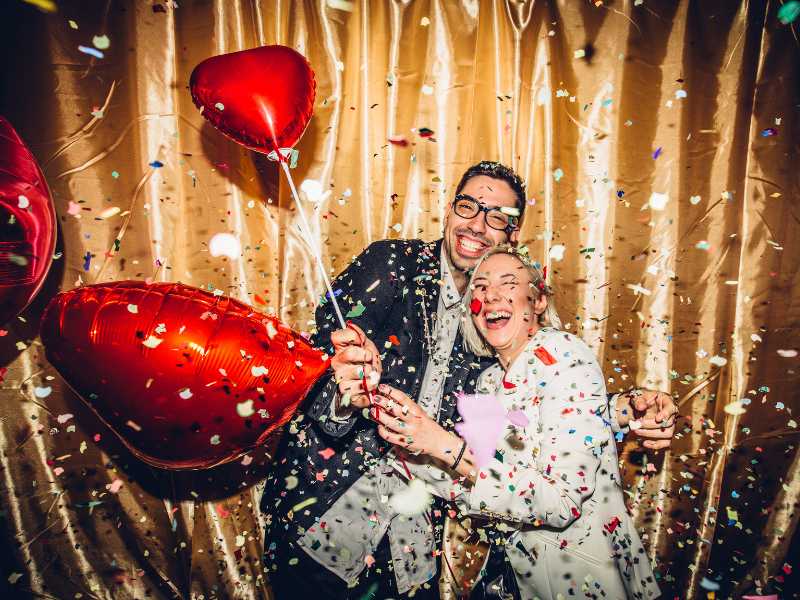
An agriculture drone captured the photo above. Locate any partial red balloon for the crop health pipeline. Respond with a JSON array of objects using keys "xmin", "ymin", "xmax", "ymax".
[
  {"xmin": 0, "ymin": 116, "xmax": 56, "ymax": 325},
  {"xmin": 40, "ymin": 281, "xmax": 329, "ymax": 470},
  {"xmin": 190, "ymin": 45, "xmax": 316, "ymax": 154}
]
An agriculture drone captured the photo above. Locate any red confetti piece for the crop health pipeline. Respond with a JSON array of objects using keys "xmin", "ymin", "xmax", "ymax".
[
  {"xmin": 533, "ymin": 346, "xmax": 557, "ymax": 365},
  {"xmin": 388, "ymin": 334, "xmax": 400, "ymax": 346},
  {"xmin": 470, "ymin": 298, "xmax": 482, "ymax": 315},
  {"xmin": 318, "ymin": 447, "xmax": 335, "ymax": 460},
  {"xmin": 604, "ymin": 516, "xmax": 621, "ymax": 533}
]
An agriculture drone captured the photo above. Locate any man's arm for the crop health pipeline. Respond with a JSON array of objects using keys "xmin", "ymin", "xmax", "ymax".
[{"xmin": 304, "ymin": 240, "xmax": 403, "ymax": 437}]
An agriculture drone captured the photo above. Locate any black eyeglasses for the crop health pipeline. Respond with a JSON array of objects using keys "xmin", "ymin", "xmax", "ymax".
[{"xmin": 451, "ymin": 194, "xmax": 519, "ymax": 231}]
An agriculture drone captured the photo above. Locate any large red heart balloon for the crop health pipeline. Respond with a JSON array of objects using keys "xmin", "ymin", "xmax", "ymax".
[
  {"xmin": 0, "ymin": 116, "xmax": 56, "ymax": 325},
  {"xmin": 190, "ymin": 45, "xmax": 316, "ymax": 154},
  {"xmin": 40, "ymin": 281, "xmax": 329, "ymax": 470}
]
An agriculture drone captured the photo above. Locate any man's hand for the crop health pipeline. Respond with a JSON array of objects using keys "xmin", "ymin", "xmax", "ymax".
[
  {"xmin": 330, "ymin": 323, "xmax": 382, "ymax": 410},
  {"xmin": 616, "ymin": 389, "xmax": 678, "ymax": 450}
]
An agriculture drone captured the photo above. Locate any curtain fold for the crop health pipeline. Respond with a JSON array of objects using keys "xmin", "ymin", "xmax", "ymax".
[{"xmin": 0, "ymin": 1, "xmax": 797, "ymax": 598}]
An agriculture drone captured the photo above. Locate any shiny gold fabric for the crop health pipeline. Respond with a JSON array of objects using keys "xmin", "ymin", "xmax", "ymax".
[{"xmin": 1, "ymin": 0, "xmax": 798, "ymax": 598}]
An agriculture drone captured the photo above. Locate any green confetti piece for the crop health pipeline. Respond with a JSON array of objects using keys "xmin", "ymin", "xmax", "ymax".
[
  {"xmin": 778, "ymin": 0, "xmax": 800, "ymax": 24},
  {"xmin": 346, "ymin": 301, "xmax": 366, "ymax": 318}
]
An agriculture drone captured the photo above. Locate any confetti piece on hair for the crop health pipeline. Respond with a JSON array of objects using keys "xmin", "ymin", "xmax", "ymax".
[{"xmin": 78, "ymin": 45, "xmax": 104, "ymax": 58}]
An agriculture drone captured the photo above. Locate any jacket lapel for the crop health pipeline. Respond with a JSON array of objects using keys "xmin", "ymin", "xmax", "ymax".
[{"xmin": 411, "ymin": 239, "xmax": 443, "ymax": 366}]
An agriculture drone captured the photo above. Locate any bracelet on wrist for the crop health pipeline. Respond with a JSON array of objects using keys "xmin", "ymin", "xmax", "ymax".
[{"xmin": 451, "ymin": 438, "xmax": 467, "ymax": 470}]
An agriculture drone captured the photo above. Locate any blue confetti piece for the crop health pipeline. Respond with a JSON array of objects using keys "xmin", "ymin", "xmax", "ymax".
[
  {"xmin": 653, "ymin": 147, "xmax": 662, "ymax": 159},
  {"xmin": 699, "ymin": 577, "xmax": 720, "ymax": 591},
  {"xmin": 83, "ymin": 252, "xmax": 91, "ymax": 271},
  {"xmin": 731, "ymin": 490, "xmax": 740, "ymax": 498},
  {"xmin": 615, "ymin": 431, "xmax": 624, "ymax": 442},
  {"xmin": 149, "ymin": 160, "xmax": 164, "ymax": 168},
  {"xmin": 78, "ymin": 45, "xmax": 104, "ymax": 59},
  {"xmin": 761, "ymin": 128, "xmax": 777, "ymax": 137}
]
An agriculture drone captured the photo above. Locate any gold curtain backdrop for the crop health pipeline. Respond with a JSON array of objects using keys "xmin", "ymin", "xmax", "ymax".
[{"xmin": 0, "ymin": 0, "xmax": 798, "ymax": 598}]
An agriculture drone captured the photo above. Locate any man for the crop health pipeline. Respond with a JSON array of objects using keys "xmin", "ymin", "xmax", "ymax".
[{"xmin": 261, "ymin": 161, "xmax": 676, "ymax": 599}]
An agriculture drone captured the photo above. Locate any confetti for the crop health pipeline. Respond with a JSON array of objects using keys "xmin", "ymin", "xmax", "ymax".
[
  {"xmin": 106, "ymin": 479, "xmax": 124, "ymax": 493},
  {"xmin": 236, "ymin": 399, "xmax": 255, "ymax": 417},
  {"xmin": 17, "ymin": 195, "xmax": 29, "ymax": 209},
  {"xmin": 78, "ymin": 45, "xmax": 104, "ymax": 59},
  {"xmin": 34, "ymin": 386, "xmax": 52, "ymax": 398},
  {"xmin": 209, "ymin": 233, "xmax": 241, "ymax": 259},
  {"xmin": 778, "ymin": 0, "xmax": 800, "ymax": 24},
  {"xmin": 548, "ymin": 244, "xmax": 566, "ymax": 261},
  {"xmin": 553, "ymin": 168, "xmax": 564, "ymax": 182},
  {"xmin": 92, "ymin": 35, "xmax": 110, "ymax": 49},
  {"xmin": 389, "ymin": 478, "xmax": 432, "ymax": 516},
  {"xmin": 142, "ymin": 335, "xmax": 163, "ymax": 348},
  {"xmin": 777, "ymin": 349, "xmax": 798, "ymax": 358},
  {"xmin": 648, "ymin": 192, "xmax": 669, "ymax": 211}
]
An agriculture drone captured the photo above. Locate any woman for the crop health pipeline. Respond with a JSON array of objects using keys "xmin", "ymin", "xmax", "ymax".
[{"xmin": 370, "ymin": 245, "xmax": 660, "ymax": 599}]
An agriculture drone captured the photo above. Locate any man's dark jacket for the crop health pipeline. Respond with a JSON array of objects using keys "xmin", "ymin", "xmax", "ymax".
[{"xmin": 260, "ymin": 238, "xmax": 493, "ymax": 564}]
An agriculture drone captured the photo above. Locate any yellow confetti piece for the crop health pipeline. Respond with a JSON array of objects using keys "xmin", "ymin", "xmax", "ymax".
[{"xmin": 23, "ymin": 0, "xmax": 57, "ymax": 12}]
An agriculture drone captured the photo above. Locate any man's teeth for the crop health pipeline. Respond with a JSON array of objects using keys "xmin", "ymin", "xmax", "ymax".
[{"xmin": 460, "ymin": 238, "xmax": 483, "ymax": 251}]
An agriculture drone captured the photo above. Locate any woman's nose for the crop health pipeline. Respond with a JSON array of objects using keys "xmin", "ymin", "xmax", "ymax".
[{"xmin": 483, "ymin": 283, "xmax": 502, "ymax": 303}]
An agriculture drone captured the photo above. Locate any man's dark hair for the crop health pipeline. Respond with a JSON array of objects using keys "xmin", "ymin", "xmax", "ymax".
[{"xmin": 454, "ymin": 161, "xmax": 527, "ymax": 226}]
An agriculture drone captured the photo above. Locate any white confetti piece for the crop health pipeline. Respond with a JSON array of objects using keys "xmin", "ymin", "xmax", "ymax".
[
  {"xmin": 142, "ymin": 335, "xmax": 162, "ymax": 348},
  {"xmin": 209, "ymin": 233, "xmax": 241, "ymax": 259},
  {"xmin": 241, "ymin": 454, "xmax": 253, "ymax": 466},
  {"xmin": 56, "ymin": 413, "xmax": 74, "ymax": 424},
  {"xmin": 18, "ymin": 195, "xmax": 29, "ymax": 209},
  {"xmin": 649, "ymin": 192, "xmax": 669, "ymax": 211},
  {"xmin": 235, "ymin": 534, "xmax": 246, "ymax": 547},
  {"xmin": 626, "ymin": 283, "xmax": 651, "ymax": 296},
  {"xmin": 549, "ymin": 244, "xmax": 566, "ymax": 261},
  {"xmin": 723, "ymin": 401, "xmax": 746, "ymax": 416},
  {"xmin": 421, "ymin": 84, "xmax": 433, "ymax": 95},
  {"xmin": 390, "ymin": 478, "xmax": 432, "ymax": 516},
  {"xmin": 99, "ymin": 206, "xmax": 120, "ymax": 219},
  {"xmin": 127, "ymin": 304, "xmax": 138, "ymax": 313},
  {"xmin": 266, "ymin": 322, "xmax": 278, "ymax": 339},
  {"xmin": 178, "ymin": 388, "xmax": 193, "ymax": 399},
  {"xmin": 252, "ymin": 365, "xmax": 268, "ymax": 377},
  {"xmin": 34, "ymin": 386, "xmax": 52, "ymax": 398},
  {"xmin": 92, "ymin": 34, "xmax": 110, "ymax": 49},
  {"xmin": 689, "ymin": 195, "xmax": 701, "ymax": 205},
  {"xmin": 709, "ymin": 356, "xmax": 728, "ymax": 367},
  {"xmin": 210, "ymin": 434, "xmax": 221, "ymax": 445},
  {"xmin": 236, "ymin": 399, "xmax": 255, "ymax": 418},
  {"xmin": 777, "ymin": 349, "xmax": 798, "ymax": 358},
  {"xmin": 300, "ymin": 178, "xmax": 325, "ymax": 203}
]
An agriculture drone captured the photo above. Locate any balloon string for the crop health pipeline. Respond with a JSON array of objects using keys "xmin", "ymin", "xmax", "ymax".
[{"xmin": 278, "ymin": 159, "xmax": 346, "ymax": 330}]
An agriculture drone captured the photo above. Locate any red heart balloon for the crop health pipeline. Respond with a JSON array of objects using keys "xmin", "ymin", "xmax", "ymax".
[
  {"xmin": 190, "ymin": 45, "xmax": 316, "ymax": 154},
  {"xmin": 40, "ymin": 281, "xmax": 330, "ymax": 470},
  {"xmin": 0, "ymin": 116, "xmax": 56, "ymax": 325}
]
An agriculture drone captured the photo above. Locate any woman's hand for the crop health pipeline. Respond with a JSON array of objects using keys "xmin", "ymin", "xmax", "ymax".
[{"xmin": 371, "ymin": 384, "xmax": 451, "ymax": 459}]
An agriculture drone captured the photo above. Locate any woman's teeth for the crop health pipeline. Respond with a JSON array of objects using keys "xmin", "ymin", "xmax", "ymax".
[{"xmin": 486, "ymin": 310, "xmax": 511, "ymax": 322}]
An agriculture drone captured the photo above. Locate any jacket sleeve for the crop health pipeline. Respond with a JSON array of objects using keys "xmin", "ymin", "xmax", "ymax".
[
  {"xmin": 304, "ymin": 240, "xmax": 404, "ymax": 437},
  {"xmin": 465, "ymin": 340, "xmax": 611, "ymax": 529}
]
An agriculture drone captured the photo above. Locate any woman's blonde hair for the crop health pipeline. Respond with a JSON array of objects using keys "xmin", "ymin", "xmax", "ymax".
[{"xmin": 461, "ymin": 244, "xmax": 561, "ymax": 357}]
